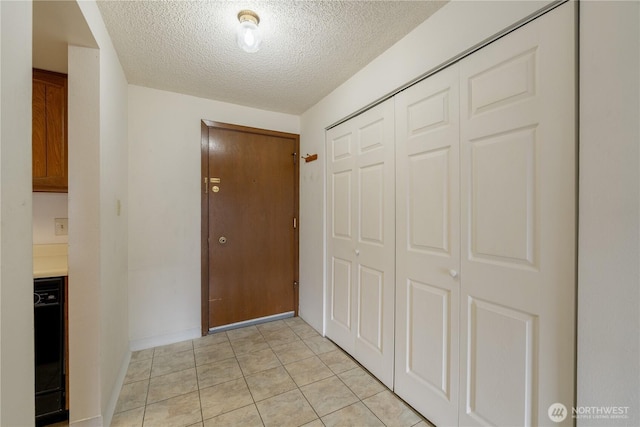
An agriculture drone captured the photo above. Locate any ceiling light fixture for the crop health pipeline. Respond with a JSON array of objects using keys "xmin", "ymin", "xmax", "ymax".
[{"xmin": 236, "ymin": 10, "xmax": 262, "ymax": 53}]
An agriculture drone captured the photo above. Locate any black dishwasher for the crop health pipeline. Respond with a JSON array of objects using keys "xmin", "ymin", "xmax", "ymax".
[{"xmin": 34, "ymin": 277, "xmax": 67, "ymax": 425}]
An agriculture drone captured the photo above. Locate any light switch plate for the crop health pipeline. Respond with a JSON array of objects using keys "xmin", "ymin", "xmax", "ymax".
[{"xmin": 54, "ymin": 218, "xmax": 68, "ymax": 236}]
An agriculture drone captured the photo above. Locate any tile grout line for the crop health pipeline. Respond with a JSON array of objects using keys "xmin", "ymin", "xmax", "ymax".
[
  {"xmin": 289, "ymin": 321, "xmax": 324, "ymax": 424},
  {"xmin": 244, "ymin": 321, "xmax": 323, "ymax": 425},
  {"xmin": 145, "ymin": 348, "xmax": 156, "ymax": 418},
  {"xmin": 189, "ymin": 338, "xmax": 207, "ymax": 427},
  {"xmin": 139, "ymin": 347, "xmax": 154, "ymax": 426},
  {"xmin": 239, "ymin": 365, "xmax": 266, "ymax": 426}
]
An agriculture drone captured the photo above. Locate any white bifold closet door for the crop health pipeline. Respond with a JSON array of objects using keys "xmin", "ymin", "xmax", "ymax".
[
  {"xmin": 458, "ymin": 4, "xmax": 575, "ymax": 426},
  {"xmin": 394, "ymin": 64, "xmax": 461, "ymax": 427},
  {"xmin": 395, "ymin": 3, "xmax": 576, "ymax": 427},
  {"xmin": 326, "ymin": 99, "xmax": 396, "ymax": 388}
]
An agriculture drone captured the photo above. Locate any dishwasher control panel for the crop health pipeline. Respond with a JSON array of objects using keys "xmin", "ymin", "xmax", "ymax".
[{"xmin": 34, "ymin": 289, "xmax": 60, "ymax": 306}]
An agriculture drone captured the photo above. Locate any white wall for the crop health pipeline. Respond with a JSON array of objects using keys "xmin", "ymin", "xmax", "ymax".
[
  {"xmin": 68, "ymin": 44, "xmax": 102, "ymax": 427},
  {"xmin": 33, "ymin": 193, "xmax": 68, "ymax": 244},
  {"xmin": 577, "ymin": 2, "xmax": 640, "ymax": 425},
  {"xmin": 127, "ymin": 85, "xmax": 299, "ymax": 349},
  {"xmin": 0, "ymin": 1, "xmax": 35, "ymax": 425},
  {"xmin": 88, "ymin": 0, "xmax": 130, "ymax": 421},
  {"xmin": 298, "ymin": 0, "xmax": 555, "ymax": 333},
  {"xmin": 68, "ymin": 1, "xmax": 130, "ymax": 426}
]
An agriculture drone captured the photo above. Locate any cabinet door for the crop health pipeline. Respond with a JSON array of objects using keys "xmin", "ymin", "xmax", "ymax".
[
  {"xmin": 394, "ymin": 64, "xmax": 460, "ymax": 426},
  {"xmin": 458, "ymin": 3, "xmax": 575, "ymax": 426},
  {"xmin": 33, "ymin": 69, "xmax": 68, "ymax": 192},
  {"xmin": 326, "ymin": 99, "xmax": 395, "ymax": 388}
]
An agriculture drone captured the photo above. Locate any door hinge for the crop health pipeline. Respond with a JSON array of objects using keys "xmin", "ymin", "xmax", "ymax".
[
  {"xmin": 292, "ymin": 152, "xmax": 297, "ymax": 164},
  {"xmin": 204, "ymin": 177, "xmax": 208, "ymax": 194},
  {"xmin": 293, "ymin": 217, "xmax": 297, "ymax": 229}
]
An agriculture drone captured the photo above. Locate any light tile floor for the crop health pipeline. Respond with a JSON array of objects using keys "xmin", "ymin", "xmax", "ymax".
[{"xmin": 113, "ymin": 317, "xmax": 433, "ymax": 427}]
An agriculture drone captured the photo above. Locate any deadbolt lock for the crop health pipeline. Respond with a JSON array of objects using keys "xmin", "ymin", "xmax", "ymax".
[
  {"xmin": 204, "ymin": 178, "xmax": 221, "ymax": 194},
  {"xmin": 218, "ymin": 236, "xmax": 227, "ymax": 244}
]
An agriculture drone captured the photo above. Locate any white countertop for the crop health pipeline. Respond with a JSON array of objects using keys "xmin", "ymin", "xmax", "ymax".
[{"xmin": 33, "ymin": 244, "xmax": 68, "ymax": 278}]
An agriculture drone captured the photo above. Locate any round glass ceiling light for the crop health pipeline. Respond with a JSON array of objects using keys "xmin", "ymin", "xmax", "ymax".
[{"xmin": 237, "ymin": 10, "xmax": 262, "ymax": 53}]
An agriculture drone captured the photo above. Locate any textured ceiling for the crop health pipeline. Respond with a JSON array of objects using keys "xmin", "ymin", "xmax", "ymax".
[{"xmin": 96, "ymin": 1, "xmax": 447, "ymax": 114}]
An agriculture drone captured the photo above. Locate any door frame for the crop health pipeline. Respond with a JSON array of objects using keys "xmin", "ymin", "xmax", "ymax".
[{"xmin": 200, "ymin": 120, "xmax": 300, "ymax": 336}]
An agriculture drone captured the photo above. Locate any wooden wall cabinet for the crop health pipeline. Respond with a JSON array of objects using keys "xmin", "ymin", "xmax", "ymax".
[{"xmin": 33, "ymin": 69, "xmax": 68, "ymax": 192}]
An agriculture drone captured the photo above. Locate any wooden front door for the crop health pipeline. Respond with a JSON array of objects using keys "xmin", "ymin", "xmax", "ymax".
[{"xmin": 201, "ymin": 121, "xmax": 299, "ymax": 332}]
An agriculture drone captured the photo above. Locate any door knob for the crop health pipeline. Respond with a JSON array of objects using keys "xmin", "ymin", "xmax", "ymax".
[
  {"xmin": 218, "ymin": 236, "xmax": 227, "ymax": 244},
  {"xmin": 355, "ymin": 249, "xmax": 360, "ymax": 256},
  {"xmin": 449, "ymin": 269, "xmax": 458, "ymax": 278}
]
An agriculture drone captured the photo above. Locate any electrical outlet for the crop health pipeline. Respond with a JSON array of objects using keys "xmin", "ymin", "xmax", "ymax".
[{"xmin": 54, "ymin": 218, "xmax": 68, "ymax": 236}]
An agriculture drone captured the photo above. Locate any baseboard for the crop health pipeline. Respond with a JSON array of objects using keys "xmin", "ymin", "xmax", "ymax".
[
  {"xmin": 101, "ymin": 350, "xmax": 132, "ymax": 427},
  {"xmin": 129, "ymin": 327, "xmax": 202, "ymax": 351}
]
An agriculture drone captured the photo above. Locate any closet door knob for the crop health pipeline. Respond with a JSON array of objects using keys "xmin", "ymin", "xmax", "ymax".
[
  {"xmin": 449, "ymin": 269, "xmax": 458, "ymax": 278},
  {"xmin": 355, "ymin": 249, "xmax": 360, "ymax": 256}
]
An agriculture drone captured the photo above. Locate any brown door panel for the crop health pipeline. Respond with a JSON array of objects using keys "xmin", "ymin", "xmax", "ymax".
[{"xmin": 203, "ymin": 123, "xmax": 299, "ymax": 329}]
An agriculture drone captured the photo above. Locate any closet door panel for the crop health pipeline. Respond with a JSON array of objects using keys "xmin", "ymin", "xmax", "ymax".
[
  {"xmin": 332, "ymin": 170, "xmax": 352, "ymax": 239},
  {"xmin": 466, "ymin": 298, "xmax": 536, "ymax": 427},
  {"xmin": 353, "ymin": 99, "xmax": 395, "ymax": 388},
  {"xmin": 327, "ymin": 127, "xmax": 357, "ymax": 352},
  {"xmin": 359, "ymin": 163, "xmax": 385, "ymax": 243},
  {"xmin": 357, "ymin": 265, "xmax": 384, "ymax": 350},
  {"xmin": 330, "ymin": 257, "xmax": 352, "ymax": 331},
  {"xmin": 459, "ymin": 4, "xmax": 575, "ymax": 427},
  {"xmin": 326, "ymin": 99, "xmax": 395, "ymax": 388},
  {"xmin": 408, "ymin": 149, "xmax": 451, "ymax": 253},
  {"xmin": 406, "ymin": 279, "xmax": 450, "ymax": 386},
  {"xmin": 470, "ymin": 128, "xmax": 536, "ymax": 266},
  {"xmin": 395, "ymin": 65, "xmax": 460, "ymax": 427}
]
